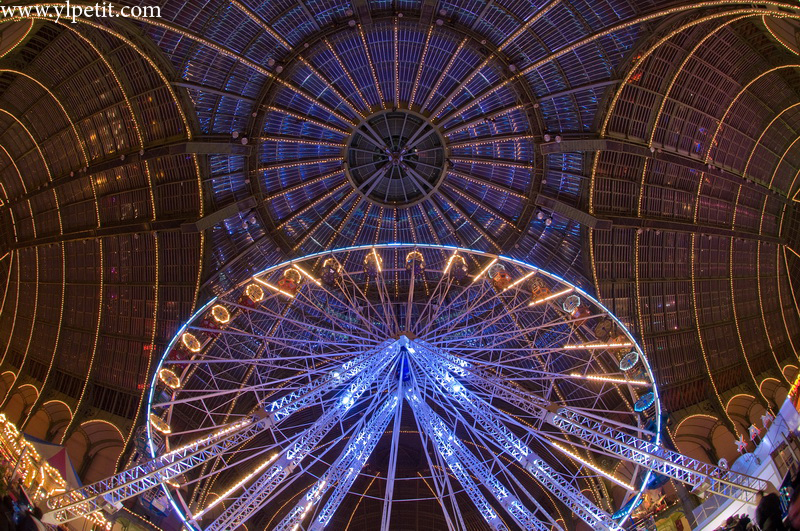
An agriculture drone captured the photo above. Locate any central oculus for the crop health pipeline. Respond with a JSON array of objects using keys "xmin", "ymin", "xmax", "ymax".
[{"xmin": 345, "ymin": 110, "xmax": 446, "ymax": 206}]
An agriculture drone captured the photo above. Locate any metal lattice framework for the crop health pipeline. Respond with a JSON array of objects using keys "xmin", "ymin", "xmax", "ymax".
[
  {"xmin": 42, "ymin": 244, "xmax": 767, "ymax": 529},
  {"xmin": 254, "ymin": 18, "xmax": 538, "ymax": 255}
]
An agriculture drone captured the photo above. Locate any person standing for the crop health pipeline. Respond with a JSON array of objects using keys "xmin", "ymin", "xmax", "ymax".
[
  {"xmin": 787, "ymin": 488, "xmax": 800, "ymax": 530},
  {"xmin": 757, "ymin": 490, "xmax": 788, "ymax": 531}
]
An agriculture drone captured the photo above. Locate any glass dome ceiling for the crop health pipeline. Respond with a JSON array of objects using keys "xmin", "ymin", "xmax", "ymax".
[
  {"xmin": 0, "ymin": 1, "xmax": 796, "ymax": 529},
  {"xmin": 255, "ymin": 17, "xmax": 538, "ymax": 254}
]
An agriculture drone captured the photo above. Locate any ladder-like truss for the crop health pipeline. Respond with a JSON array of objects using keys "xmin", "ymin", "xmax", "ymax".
[
  {"xmin": 275, "ymin": 394, "xmax": 399, "ymax": 531},
  {"xmin": 41, "ymin": 342, "xmax": 399, "ymax": 526},
  {"xmin": 406, "ymin": 389, "xmax": 512, "ymax": 531},
  {"xmin": 427, "ymin": 349, "xmax": 768, "ymax": 502},
  {"xmin": 415, "ymin": 345, "xmax": 618, "ymax": 530},
  {"xmin": 547, "ymin": 408, "xmax": 766, "ymax": 504},
  {"xmin": 42, "ymin": 416, "xmax": 269, "ymax": 524}
]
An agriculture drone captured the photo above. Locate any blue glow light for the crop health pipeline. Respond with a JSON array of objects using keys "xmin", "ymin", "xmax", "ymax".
[{"xmin": 147, "ymin": 243, "xmax": 659, "ymax": 529}]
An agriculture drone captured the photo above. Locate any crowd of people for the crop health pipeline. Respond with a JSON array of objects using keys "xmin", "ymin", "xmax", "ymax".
[
  {"xmin": 718, "ymin": 513, "xmax": 754, "ymax": 530},
  {"xmin": 715, "ymin": 476, "xmax": 800, "ymax": 531}
]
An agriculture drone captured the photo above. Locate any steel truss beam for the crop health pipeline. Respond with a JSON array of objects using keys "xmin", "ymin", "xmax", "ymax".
[
  {"xmin": 275, "ymin": 394, "xmax": 399, "ymax": 531},
  {"xmin": 41, "ymin": 343, "xmax": 394, "ymax": 525},
  {"xmin": 426, "ymin": 349, "xmax": 767, "ymax": 504},
  {"xmin": 42, "ymin": 416, "xmax": 268, "ymax": 524},
  {"xmin": 406, "ymin": 389, "xmax": 509, "ymax": 531},
  {"xmin": 415, "ymin": 345, "xmax": 613, "ymax": 530},
  {"xmin": 547, "ymin": 408, "xmax": 766, "ymax": 503}
]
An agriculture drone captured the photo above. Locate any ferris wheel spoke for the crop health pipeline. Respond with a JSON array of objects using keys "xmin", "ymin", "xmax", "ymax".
[
  {"xmin": 378, "ymin": 380, "xmax": 405, "ymax": 530},
  {"xmin": 414, "ymin": 260, "xmax": 496, "ymax": 335},
  {"xmin": 160, "ymin": 412, "xmax": 243, "ymax": 440},
  {"xmin": 435, "ymin": 287, "xmax": 512, "ymax": 336},
  {"xmin": 371, "ymin": 266, "xmax": 401, "ymax": 333},
  {"xmin": 406, "ymin": 388, "xmax": 519, "ymax": 531},
  {"xmin": 229, "ymin": 300, "xmax": 378, "ymax": 346},
  {"xmin": 460, "ymin": 287, "xmax": 571, "ymax": 346},
  {"xmin": 437, "ymin": 361, "xmax": 647, "ymax": 454},
  {"xmin": 265, "ymin": 342, "xmax": 396, "ymax": 423},
  {"xmin": 460, "ymin": 348, "xmax": 593, "ymax": 373},
  {"xmin": 428, "ymin": 294, "xmax": 567, "ymax": 346},
  {"xmin": 404, "ymin": 262, "xmax": 417, "ymax": 333},
  {"xmin": 445, "ymin": 329, "xmax": 584, "ymax": 363},
  {"xmin": 209, "ymin": 428, "xmax": 352, "ymax": 529},
  {"xmin": 538, "ymin": 432, "xmax": 638, "ymax": 492},
  {"xmin": 212, "ymin": 384, "xmax": 394, "ymax": 529},
  {"xmin": 414, "ymin": 253, "xmax": 461, "ymax": 327},
  {"xmin": 291, "ymin": 289, "xmax": 382, "ymax": 341},
  {"xmin": 185, "ymin": 361, "xmax": 335, "ymax": 396},
  {"xmin": 337, "ymin": 264, "xmax": 395, "ymax": 332},
  {"xmin": 413, "ymin": 353, "xmax": 617, "ymax": 529},
  {"xmin": 565, "ymin": 405, "xmax": 651, "ymax": 429},
  {"xmin": 431, "ymin": 311, "xmax": 565, "ymax": 350},
  {"xmin": 292, "ymin": 283, "xmax": 381, "ymax": 337},
  {"xmin": 294, "ymin": 273, "xmax": 382, "ymax": 335},
  {"xmin": 276, "ymin": 393, "xmax": 400, "ymax": 530},
  {"xmin": 404, "ymin": 366, "xmax": 469, "ymax": 531},
  {"xmin": 162, "ymin": 345, "xmax": 390, "ymax": 415},
  {"xmin": 167, "ymin": 350, "xmax": 363, "ymax": 365},
  {"xmin": 420, "ymin": 282, "xmax": 524, "ymax": 339},
  {"xmin": 268, "ymin": 314, "xmax": 375, "ymax": 347},
  {"xmin": 185, "ymin": 442, "xmax": 281, "ymax": 499},
  {"xmin": 454, "ymin": 364, "xmax": 569, "ymax": 384},
  {"xmin": 156, "ymin": 385, "xmax": 271, "ymax": 408},
  {"xmin": 419, "ymin": 274, "xmax": 485, "ymax": 337},
  {"xmin": 188, "ymin": 324, "xmax": 265, "ymax": 342},
  {"xmin": 333, "ymin": 277, "xmax": 388, "ymax": 333},
  {"xmin": 43, "ymin": 415, "xmax": 272, "ymax": 526},
  {"xmin": 190, "ymin": 450, "xmax": 280, "ymax": 523},
  {"xmin": 407, "ymin": 396, "xmax": 470, "ymax": 531}
]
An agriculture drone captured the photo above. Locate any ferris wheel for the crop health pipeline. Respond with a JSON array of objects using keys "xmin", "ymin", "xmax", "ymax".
[{"xmin": 43, "ymin": 244, "xmax": 766, "ymax": 530}]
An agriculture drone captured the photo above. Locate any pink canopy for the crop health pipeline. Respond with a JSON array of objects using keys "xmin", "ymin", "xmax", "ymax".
[{"xmin": 22, "ymin": 434, "xmax": 81, "ymax": 489}]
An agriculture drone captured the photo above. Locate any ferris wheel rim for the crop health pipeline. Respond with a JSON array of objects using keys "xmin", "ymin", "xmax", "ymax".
[{"xmin": 146, "ymin": 242, "xmax": 661, "ymax": 530}]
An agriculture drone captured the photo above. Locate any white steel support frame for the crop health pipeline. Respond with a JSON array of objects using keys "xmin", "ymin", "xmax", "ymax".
[
  {"xmin": 413, "ymin": 393, "xmax": 555, "ymax": 531},
  {"xmin": 547, "ymin": 408, "xmax": 767, "ymax": 503},
  {"xmin": 42, "ymin": 416, "xmax": 268, "ymax": 524},
  {"xmin": 424, "ymin": 347, "xmax": 767, "ymax": 503},
  {"xmin": 406, "ymin": 389, "xmax": 509, "ymax": 531},
  {"xmin": 274, "ymin": 393, "xmax": 399, "ymax": 531},
  {"xmin": 413, "ymin": 344, "xmax": 616, "ymax": 530},
  {"xmin": 42, "ymin": 340, "xmax": 393, "ymax": 526},
  {"xmin": 205, "ymin": 344, "xmax": 400, "ymax": 531},
  {"xmin": 379, "ymin": 357, "xmax": 406, "ymax": 530},
  {"xmin": 43, "ymin": 245, "xmax": 773, "ymax": 531}
]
